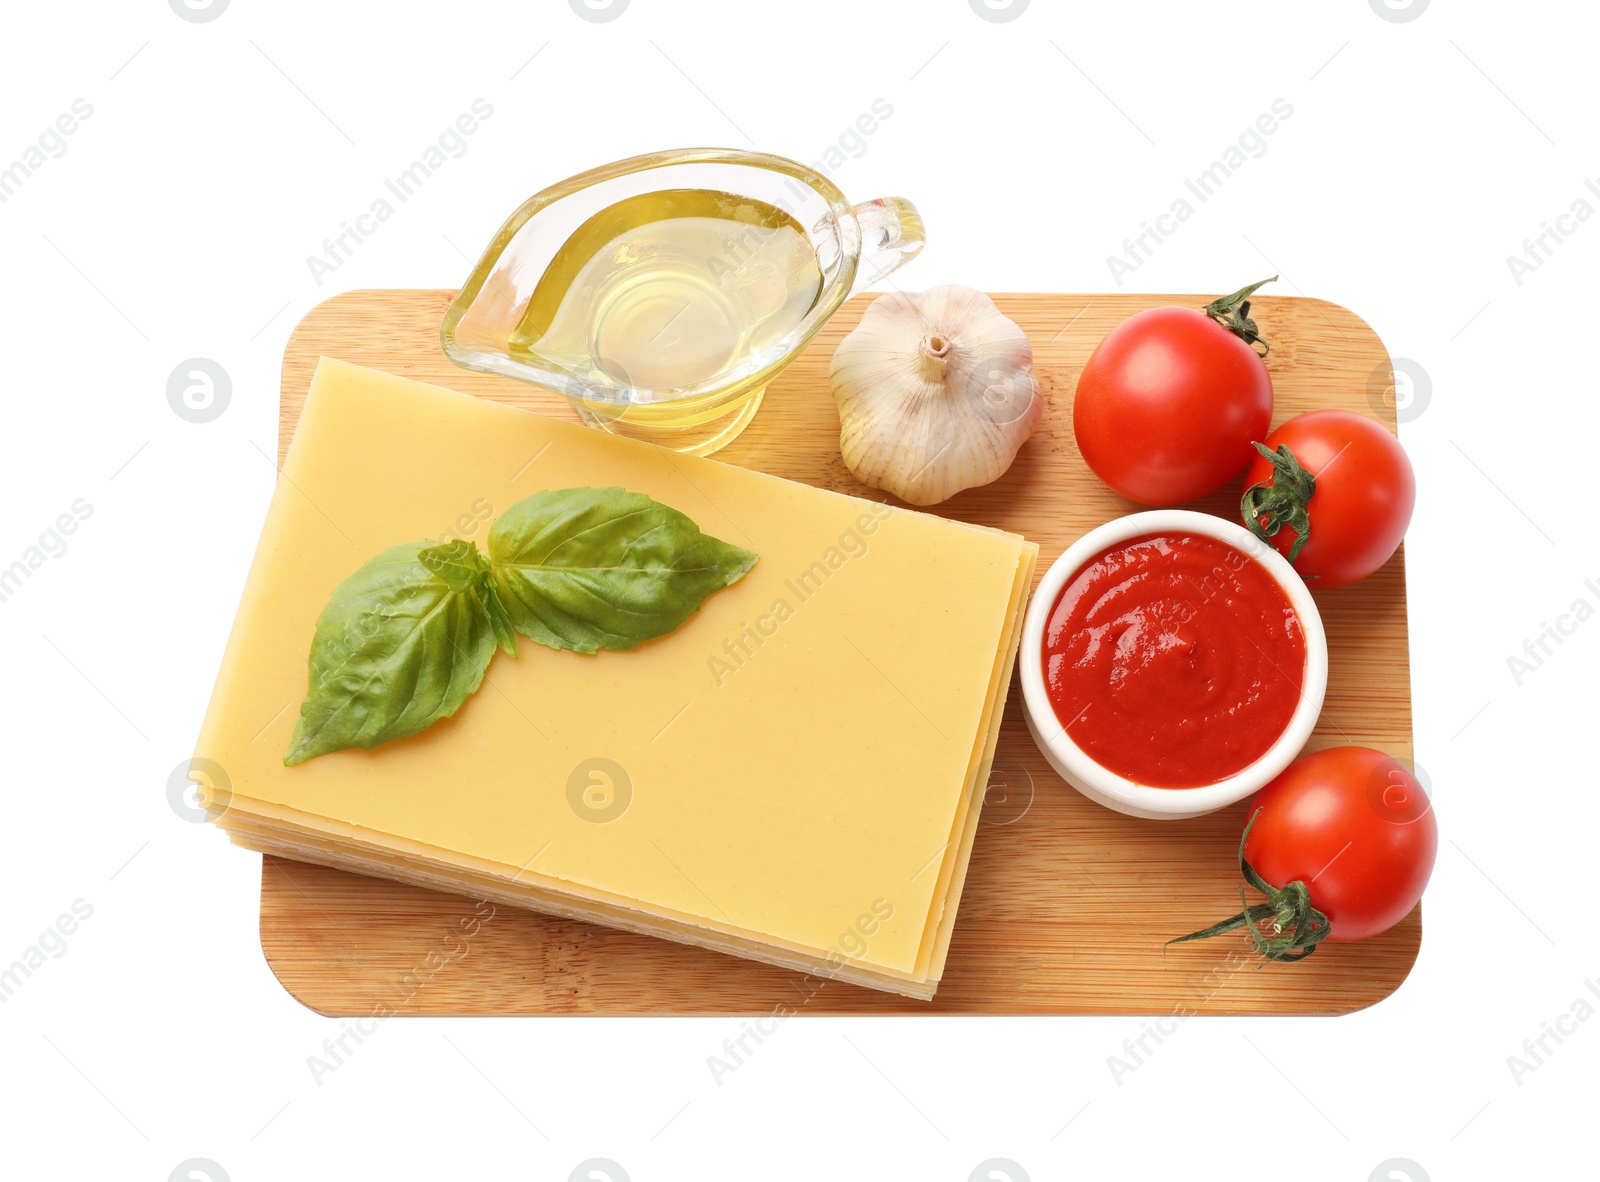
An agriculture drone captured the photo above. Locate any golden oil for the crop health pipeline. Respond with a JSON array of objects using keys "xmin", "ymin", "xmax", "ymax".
[{"xmin": 509, "ymin": 189, "xmax": 823, "ymax": 450}]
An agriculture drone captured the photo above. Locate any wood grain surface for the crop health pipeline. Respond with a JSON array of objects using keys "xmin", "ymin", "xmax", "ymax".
[{"xmin": 263, "ymin": 289, "xmax": 1420, "ymax": 1016}]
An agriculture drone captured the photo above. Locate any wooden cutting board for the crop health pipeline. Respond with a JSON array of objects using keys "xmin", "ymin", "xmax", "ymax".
[{"xmin": 263, "ymin": 289, "xmax": 1419, "ymax": 1015}]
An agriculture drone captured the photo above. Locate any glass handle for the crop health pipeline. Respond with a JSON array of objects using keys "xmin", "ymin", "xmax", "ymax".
[{"xmin": 849, "ymin": 196, "xmax": 925, "ymax": 292}]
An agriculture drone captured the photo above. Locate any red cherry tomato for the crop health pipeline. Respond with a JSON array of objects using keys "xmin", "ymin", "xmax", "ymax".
[
  {"xmin": 1245, "ymin": 747, "xmax": 1436, "ymax": 943},
  {"xmin": 1074, "ymin": 286, "xmax": 1275, "ymax": 504},
  {"xmin": 1241, "ymin": 410, "xmax": 1415, "ymax": 588}
]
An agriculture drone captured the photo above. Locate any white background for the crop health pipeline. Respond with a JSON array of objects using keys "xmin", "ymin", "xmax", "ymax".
[{"xmin": 1, "ymin": 1, "xmax": 1591, "ymax": 1178}]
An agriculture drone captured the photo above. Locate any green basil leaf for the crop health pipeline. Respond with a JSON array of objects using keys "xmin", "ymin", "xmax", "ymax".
[
  {"xmin": 283, "ymin": 488, "xmax": 758, "ymax": 766},
  {"xmin": 284, "ymin": 543, "xmax": 496, "ymax": 765},
  {"xmin": 488, "ymin": 487, "xmax": 758, "ymax": 654}
]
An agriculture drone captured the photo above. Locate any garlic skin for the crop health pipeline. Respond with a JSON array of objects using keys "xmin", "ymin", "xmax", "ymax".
[{"xmin": 830, "ymin": 286, "xmax": 1041, "ymax": 506}]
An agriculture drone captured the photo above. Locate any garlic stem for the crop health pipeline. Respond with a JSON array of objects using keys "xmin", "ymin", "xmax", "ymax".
[{"xmin": 919, "ymin": 333, "xmax": 952, "ymax": 382}]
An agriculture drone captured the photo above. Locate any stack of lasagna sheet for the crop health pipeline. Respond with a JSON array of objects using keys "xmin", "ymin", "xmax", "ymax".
[{"xmin": 194, "ymin": 360, "xmax": 1036, "ymax": 998}]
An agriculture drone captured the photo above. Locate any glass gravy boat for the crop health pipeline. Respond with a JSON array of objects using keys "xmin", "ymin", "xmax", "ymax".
[{"xmin": 441, "ymin": 148, "xmax": 924, "ymax": 455}]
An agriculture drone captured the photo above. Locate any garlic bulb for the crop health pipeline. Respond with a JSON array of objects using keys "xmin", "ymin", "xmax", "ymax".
[{"xmin": 829, "ymin": 285, "xmax": 1041, "ymax": 506}]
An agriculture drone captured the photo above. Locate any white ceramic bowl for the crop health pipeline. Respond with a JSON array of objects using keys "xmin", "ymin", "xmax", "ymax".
[{"xmin": 1019, "ymin": 509, "xmax": 1328, "ymax": 820}]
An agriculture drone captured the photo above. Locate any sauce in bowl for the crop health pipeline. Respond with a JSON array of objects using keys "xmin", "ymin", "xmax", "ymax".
[{"xmin": 1040, "ymin": 531, "xmax": 1306, "ymax": 788}]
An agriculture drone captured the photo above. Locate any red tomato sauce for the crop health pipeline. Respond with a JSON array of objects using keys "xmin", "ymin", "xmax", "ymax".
[{"xmin": 1041, "ymin": 531, "xmax": 1306, "ymax": 788}]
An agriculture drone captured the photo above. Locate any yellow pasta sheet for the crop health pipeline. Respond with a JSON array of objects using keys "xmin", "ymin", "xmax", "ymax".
[{"xmin": 197, "ymin": 359, "xmax": 1035, "ymax": 984}]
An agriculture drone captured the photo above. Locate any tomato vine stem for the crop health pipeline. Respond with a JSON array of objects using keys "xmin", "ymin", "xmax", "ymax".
[
  {"xmin": 1167, "ymin": 808, "xmax": 1332, "ymax": 964},
  {"xmin": 1241, "ymin": 442, "xmax": 1317, "ymax": 563},
  {"xmin": 1203, "ymin": 276, "xmax": 1277, "ymax": 356}
]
